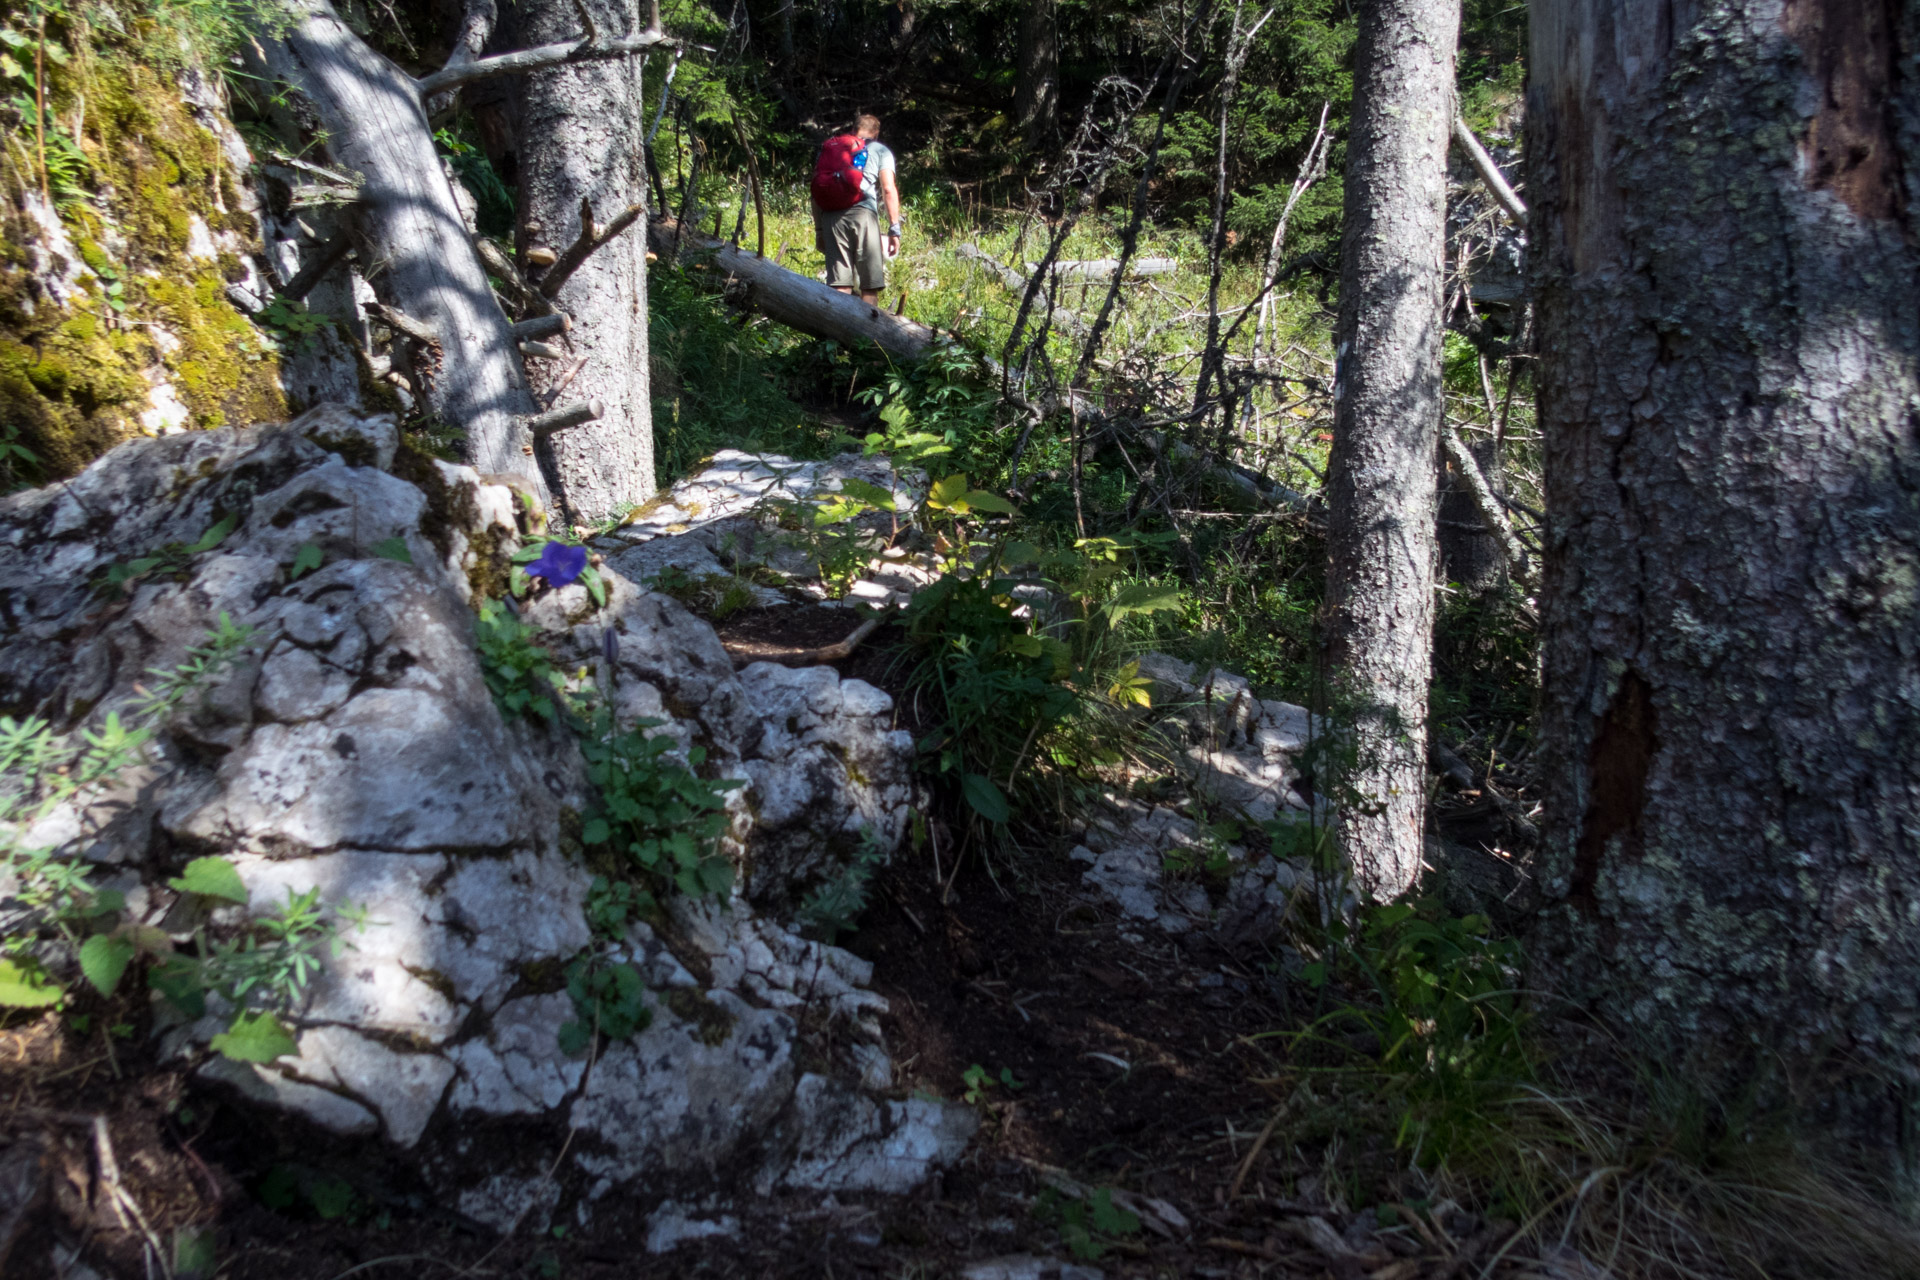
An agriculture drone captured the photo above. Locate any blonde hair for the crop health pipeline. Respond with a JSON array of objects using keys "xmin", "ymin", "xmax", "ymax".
[{"xmin": 854, "ymin": 113, "xmax": 882, "ymax": 137}]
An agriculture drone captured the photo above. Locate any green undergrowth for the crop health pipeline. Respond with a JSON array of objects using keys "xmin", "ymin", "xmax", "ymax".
[
  {"xmin": 0, "ymin": 616, "xmax": 358, "ymax": 1065},
  {"xmin": 472, "ymin": 574, "xmax": 740, "ymax": 1055},
  {"xmin": 1258, "ymin": 886, "xmax": 1920, "ymax": 1279}
]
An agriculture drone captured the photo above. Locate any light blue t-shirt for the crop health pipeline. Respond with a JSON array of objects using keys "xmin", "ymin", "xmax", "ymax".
[{"xmin": 855, "ymin": 140, "xmax": 896, "ymax": 217}]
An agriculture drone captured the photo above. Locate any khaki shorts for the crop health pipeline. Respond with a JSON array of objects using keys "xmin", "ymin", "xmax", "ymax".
[{"xmin": 815, "ymin": 205, "xmax": 888, "ymax": 292}]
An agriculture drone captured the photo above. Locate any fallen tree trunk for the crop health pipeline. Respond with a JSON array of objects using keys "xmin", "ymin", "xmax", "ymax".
[
  {"xmin": 647, "ymin": 217, "xmax": 942, "ymax": 361},
  {"xmin": 257, "ymin": 0, "xmax": 551, "ymax": 501},
  {"xmin": 1035, "ymin": 256, "xmax": 1178, "ymax": 280}
]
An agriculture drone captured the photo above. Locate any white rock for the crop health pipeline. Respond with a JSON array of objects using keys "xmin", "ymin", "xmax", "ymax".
[
  {"xmin": 456, "ymin": 1173, "xmax": 561, "ymax": 1234},
  {"xmin": 288, "ymin": 1025, "xmax": 454, "ymax": 1147},
  {"xmin": 437, "ymin": 853, "xmax": 593, "ymax": 1009},
  {"xmin": 231, "ymin": 851, "xmax": 464, "ymax": 1041},
  {"xmin": 254, "ymin": 644, "xmax": 355, "ymax": 723},
  {"xmin": 447, "ymin": 993, "xmax": 587, "ymax": 1115},
  {"xmin": 775, "ymin": 1073, "xmax": 978, "ymax": 1193},
  {"xmin": 198, "ymin": 1057, "xmax": 379, "ymax": 1136},
  {"xmin": 646, "ymin": 1202, "xmax": 742, "ymax": 1253},
  {"xmin": 569, "ymin": 990, "xmax": 798, "ymax": 1184}
]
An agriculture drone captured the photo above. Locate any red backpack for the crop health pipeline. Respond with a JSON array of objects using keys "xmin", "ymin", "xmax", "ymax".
[{"xmin": 811, "ymin": 133, "xmax": 868, "ymax": 211}]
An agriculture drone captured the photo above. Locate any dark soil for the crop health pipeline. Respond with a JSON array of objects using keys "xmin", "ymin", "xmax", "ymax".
[{"xmin": 714, "ymin": 603, "xmax": 872, "ymax": 664}]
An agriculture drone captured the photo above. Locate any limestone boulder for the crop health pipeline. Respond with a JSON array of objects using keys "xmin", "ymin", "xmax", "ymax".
[{"xmin": 0, "ymin": 407, "xmax": 970, "ymax": 1224}]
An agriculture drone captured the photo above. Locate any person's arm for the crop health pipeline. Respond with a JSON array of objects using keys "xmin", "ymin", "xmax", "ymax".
[{"xmin": 879, "ymin": 165, "xmax": 903, "ymax": 248}]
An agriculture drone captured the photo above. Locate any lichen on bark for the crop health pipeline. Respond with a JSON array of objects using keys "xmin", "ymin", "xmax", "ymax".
[{"xmin": 1530, "ymin": 0, "xmax": 1920, "ymax": 1191}]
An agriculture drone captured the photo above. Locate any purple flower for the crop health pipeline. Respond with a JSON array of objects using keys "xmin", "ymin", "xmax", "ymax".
[{"xmin": 526, "ymin": 541, "xmax": 587, "ymax": 588}]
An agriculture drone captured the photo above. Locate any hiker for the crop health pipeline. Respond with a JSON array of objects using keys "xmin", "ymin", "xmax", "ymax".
[{"xmin": 811, "ymin": 113, "xmax": 903, "ymax": 306}]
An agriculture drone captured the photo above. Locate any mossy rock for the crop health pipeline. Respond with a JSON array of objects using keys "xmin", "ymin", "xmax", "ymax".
[{"xmin": 0, "ymin": 15, "xmax": 284, "ymax": 479}]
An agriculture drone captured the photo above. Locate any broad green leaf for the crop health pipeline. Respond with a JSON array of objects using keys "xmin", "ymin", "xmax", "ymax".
[
  {"xmin": 369, "ymin": 537, "xmax": 413, "ymax": 564},
  {"xmin": 290, "ymin": 543, "xmax": 324, "ymax": 580},
  {"xmin": 0, "ymin": 958, "xmax": 63, "ymax": 1007},
  {"xmin": 583, "ymin": 567, "xmax": 607, "ymax": 608},
  {"xmin": 698, "ymin": 858, "xmax": 734, "ymax": 896},
  {"xmin": 1001, "ymin": 540, "xmax": 1043, "ymax": 566},
  {"xmin": 210, "ymin": 1011, "xmax": 298, "ymax": 1063},
  {"xmin": 581, "ymin": 818, "xmax": 611, "ymax": 845},
  {"xmin": 961, "ymin": 489, "xmax": 1015, "ymax": 515},
  {"xmin": 837, "ymin": 477, "xmax": 896, "ymax": 511},
  {"xmin": 927, "ymin": 474, "xmax": 970, "ymax": 510},
  {"xmin": 308, "ymin": 1175, "xmax": 356, "ymax": 1219},
  {"xmin": 1101, "ymin": 582, "xmax": 1184, "ymax": 623},
  {"xmin": 558, "ymin": 1019, "xmax": 592, "ymax": 1057},
  {"xmin": 79, "ymin": 934, "xmax": 135, "ymax": 996},
  {"xmin": 186, "ymin": 514, "xmax": 238, "ymax": 554},
  {"xmin": 878, "ymin": 400, "xmax": 911, "ymax": 429},
  {"xmin": 961, "ymin": 773, "xmax": 1010, "ymax": 824},
  {"xmin": 168, "ymin": 856, "xmax": 249, "ymax": 904}
]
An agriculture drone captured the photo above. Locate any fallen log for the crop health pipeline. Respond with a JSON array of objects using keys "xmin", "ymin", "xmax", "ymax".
[
  {"xmin": 955, "ymin": 243, "xmax": 1091, "ymax": 340},
  {"xmin": 1031, "ymin": 256, "xmax": 1178, "ymax": 281},
  {"xmin": 647, "ymin": 216, "xmax": 942, "ymax": 362}
]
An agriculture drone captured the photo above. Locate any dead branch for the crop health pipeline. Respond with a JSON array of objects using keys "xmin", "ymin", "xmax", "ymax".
[
  {"xmin": 510, "ymin": 312, "xmax": 571, "ymax": 340},
  {"xmin": 958, "ymin": 243, "xmax": 1092, "ymax": 340},
  {"xmin": 1035, "ymin": 257, "xmax": 1178, "ymax": 280},
  {"xmin": 1442, "ymin": 427, "xmax": 1529, "ymax": 568},
  {"xmin": 475, "ymin": 237, "xmax": 551, "ymax": 316},
  {"xmin": 1451, "ymin": 117, "xmax": 1526, "ymax": 223},
  {"xmin": 363, "ymin": 301, "xmax": 437, "ymax": 344},
  {"xmin": 722, "ymin": 616, "xmax": 881, "ymax": 668},
  {"xmin": 414, "ymin": 26, "xmax": 677, "ymax": 98},
  {"xmin": 539, "ymin": 197, "xmax": 648, "ymax": 298},
  {"xmin": 427, "ymin": 0, "xmax": 497, "ymax": 117},
  {"xmin": 650, "ymin": 215, "xmax": 943, "ymax": 360},
  {"xmin": 527, "ymin": 398, "xmax": 604, "ymax": 435},
  {"xmin": 518, "ymin": 340, "xmax": 565, "ymax": 359}
]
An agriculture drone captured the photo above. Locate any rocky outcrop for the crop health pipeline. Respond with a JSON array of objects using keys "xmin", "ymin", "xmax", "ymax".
[
  {"xmin": 0, "ymin": 405, "xmax": 971, "ymax": 1227},
  {"xmin": 1063, "ymin": 653, "xmax": 1336, "ymax": 940}
]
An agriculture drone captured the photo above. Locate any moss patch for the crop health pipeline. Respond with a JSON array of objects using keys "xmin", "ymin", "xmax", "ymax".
[{"xmin": 0, "ymin": 10, "xmax": 283, "ymax": 479}]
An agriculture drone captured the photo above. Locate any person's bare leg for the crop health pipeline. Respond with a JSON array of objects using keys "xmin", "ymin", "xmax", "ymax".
[
  {"xmin": 833, "ymin": 285, "xmax": 853, "ymax": 295},
  {"xmin": 860, "ymin": 290, "xmax": 879, "ymax": 305}
]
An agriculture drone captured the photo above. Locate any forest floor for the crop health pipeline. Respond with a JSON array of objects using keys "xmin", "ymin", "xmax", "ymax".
[{"xmin": 1, "ymin": 620, "xmax": 1553, "ymax": 1280}]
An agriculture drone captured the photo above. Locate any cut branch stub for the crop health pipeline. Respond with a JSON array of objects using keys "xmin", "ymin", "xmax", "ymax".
[
  {"xmin": 518, "ymin": 340, "xmax": 564, "ymax": 359},
  {"xmin": 526, "ymin": 399, "xmax": 605, "ymax": 435},
  {"xmin": 510, "ymin": 313, "xmax": 571, "ymax": 339},
  {"xmin": 540, "ymin": 201, "xmax": 647, "ymax": 299}
]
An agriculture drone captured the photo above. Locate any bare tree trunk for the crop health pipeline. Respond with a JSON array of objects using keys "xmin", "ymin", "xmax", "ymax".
[
  {"xmin": 507, "ymin": 0, "xmax": 656, "ymax": 524},
  {"xmin": 1014, "ymin": 0, "xmax": 1058, "ymax": 138},
  {"xmin": 256, "ymin": 0, "xmax": 550, "ymax": 502},
  {"xmin": 1530, "ymin": 0, "xmax": 1920, "ymax": 1179},
  {"xmin": 1324, "ymin": 0, "xmax": 1458, "ymax": 898}
]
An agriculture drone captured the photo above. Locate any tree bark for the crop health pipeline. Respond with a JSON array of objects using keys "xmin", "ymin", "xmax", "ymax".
[
  {"xmin": 505, "ymin": 0, "xmax": 657, "ymax": 525},
  {"xmin": 1324, "ymin": 0, "xmax": 1458, "ymax": 898},
  {"xmin": 256, "ymin": 0, "xmax": 550, "ymax": 502},
  {"xmin": 1529, "ymin": 0, "xmax": 1920, "ymax": 1175},
  {"xmin": 1014, "ymin": 0, "xmax": 1059, "ymax": 139}
]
